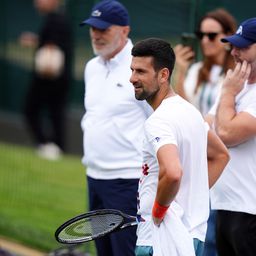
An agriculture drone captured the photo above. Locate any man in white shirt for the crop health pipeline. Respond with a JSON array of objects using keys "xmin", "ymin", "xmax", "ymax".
[
  {"xmin": 206, "ymin": 17, "xmax": 256, "ymax": 256},
  {"xmin": 130, "ymin": 38, "xmax": 229, "ymax": 256},
  {"xmin": 80, "ymin": 1, "xmax": 151, "ymax": 256}
]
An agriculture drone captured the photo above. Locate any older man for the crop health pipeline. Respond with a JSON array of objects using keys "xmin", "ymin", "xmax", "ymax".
[{"xmin": 80, "ymin": 1, "xmax": 152, "ymax": 256}]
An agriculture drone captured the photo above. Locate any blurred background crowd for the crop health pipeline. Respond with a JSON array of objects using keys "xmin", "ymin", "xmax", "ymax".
[
  {"xmin": 0, "ymin": 0, "xmax": 255, "ymax": 155},
  {"xmin": 0, "ymin": 0, "xmax": 255, "ymax": 255}
]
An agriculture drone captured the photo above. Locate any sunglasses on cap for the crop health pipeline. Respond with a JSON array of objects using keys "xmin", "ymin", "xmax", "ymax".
[{"xmin": 195, "ymin": 31, "xmax": 222, "ymax": 41}]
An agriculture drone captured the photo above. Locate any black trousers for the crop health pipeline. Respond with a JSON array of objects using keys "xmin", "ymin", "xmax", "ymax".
[
  {"xmin": 216, "ymin": 210, "xmax": 256, "ymax": 256},
  {"xmin": 87, "ymin": 176, "xmax": 138, "ymax": 256},
  {"xmin": 24, "ymin": 77, "xmax": 68, "ymax": 150}
]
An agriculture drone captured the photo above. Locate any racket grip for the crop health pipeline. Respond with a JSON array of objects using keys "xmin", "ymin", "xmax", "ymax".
[{"xmin": 152, "ymin": 200, "xmax": 169, "ymax": 220}]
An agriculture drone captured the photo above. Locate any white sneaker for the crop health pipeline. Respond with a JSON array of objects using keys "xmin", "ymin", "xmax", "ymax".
[{"xmin": 36, "ymin": 142, "xmax": 62, "ymax": 160}]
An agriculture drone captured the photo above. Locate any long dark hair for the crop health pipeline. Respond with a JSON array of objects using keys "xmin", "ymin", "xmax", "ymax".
[{"xmin": 196, "ymin": 8, "xmax": 237, "ymax": 91}]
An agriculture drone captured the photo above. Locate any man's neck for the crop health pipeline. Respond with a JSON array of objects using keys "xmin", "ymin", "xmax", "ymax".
[
  {"xmin": 148, "ymin": 86, "xmax": 176, "ymax": 111},
  {"xmin": 248, "ymin": 72, "xmax": 256, "ymax": 84}
]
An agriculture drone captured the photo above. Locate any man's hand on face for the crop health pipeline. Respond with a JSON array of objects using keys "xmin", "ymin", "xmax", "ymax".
[{"xmin": 222, "ymin": 60, "xmax": 251, "ymax": 97}]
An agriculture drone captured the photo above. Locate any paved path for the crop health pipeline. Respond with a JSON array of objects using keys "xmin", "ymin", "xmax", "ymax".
[{"xmin": 0, "ymin": 237, "xmax": 45, "ymax": 256}]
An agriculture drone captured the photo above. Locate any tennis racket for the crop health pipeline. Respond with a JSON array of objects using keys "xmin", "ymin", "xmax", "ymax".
[{"xmin": 55, "ymin": 209, "xmax": 138, "ymax": 244}]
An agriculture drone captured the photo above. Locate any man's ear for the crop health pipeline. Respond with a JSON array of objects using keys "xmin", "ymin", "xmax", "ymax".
[
  {"xmin": 122, "ymin": 26, "xmax": 130, "ymax": 37},
  {"xmin": 159, "ymin": 68, "xmax": 170, "ymax": 83}
]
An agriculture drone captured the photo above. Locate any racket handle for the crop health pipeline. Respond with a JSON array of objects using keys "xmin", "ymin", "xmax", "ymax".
[{"xmin": 120, "ymin": 221, "xmax": 138, "ymax": 229}]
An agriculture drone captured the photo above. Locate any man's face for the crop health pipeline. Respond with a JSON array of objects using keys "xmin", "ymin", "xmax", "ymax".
[
  {"xmin": 130, "ymin": 56, "xmax": 160, "ymax": 101},
  {"xmin": 89, "ymin": 25, "xmax": 128, "ymax": 60},
  {"xmin": 231, "ymin": 43, "xmax": 256, "ymax": 67}
]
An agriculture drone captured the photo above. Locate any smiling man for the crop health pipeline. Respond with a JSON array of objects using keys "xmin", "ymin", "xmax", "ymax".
[{"xmin": 130, "ymin": 38, "xmax": 229, "ymax": 256}]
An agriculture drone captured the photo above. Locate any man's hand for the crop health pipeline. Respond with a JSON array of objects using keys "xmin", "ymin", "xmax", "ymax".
[
  {"xmin": 222, "ymin": 61, "xmax": 251, "ymax": 97},
  {"xmin": 152, "ymin": 216, "xmax": 163, "ymax": 226},
  {"xmin": 215, "ymin": 60, "xmax": 255, "ymax": 146},
  {"xmin": 152, "ymin": 200, "xmax": 169, "ymax": 227}
]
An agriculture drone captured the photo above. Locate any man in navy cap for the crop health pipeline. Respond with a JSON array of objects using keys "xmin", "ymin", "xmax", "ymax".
[
  {"xmin": 80, "ymin": 1, "xmax": 152, "ymax": 256},
  {"xmin": 206, "ymin": 17, "xmax": 256, "ymax": 256}
]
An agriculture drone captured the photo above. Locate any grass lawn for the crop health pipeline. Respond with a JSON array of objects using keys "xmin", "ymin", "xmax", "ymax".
[{"xmin": 0, "ymin": 142, "xmax": 96, "ymax": 254}]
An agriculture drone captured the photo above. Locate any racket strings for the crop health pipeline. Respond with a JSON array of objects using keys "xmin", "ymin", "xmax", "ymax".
[{"xmin": 58, "ymin": 213, "xmax": 124, "ymax": 243}]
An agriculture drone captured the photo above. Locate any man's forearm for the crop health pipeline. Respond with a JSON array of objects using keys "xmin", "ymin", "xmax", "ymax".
[{"xmin": 215, "ymin": 93, "xmax": 237, "ymax": 145}]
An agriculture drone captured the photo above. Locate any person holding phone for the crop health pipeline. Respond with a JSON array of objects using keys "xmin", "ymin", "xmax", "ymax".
[
  {"xmin": 174, "ymin": 8, "xmax": 237, "ymax": 256},
  {"xmin": 174, "ymin": 8, "xmax": 236, "ymax": 116}
]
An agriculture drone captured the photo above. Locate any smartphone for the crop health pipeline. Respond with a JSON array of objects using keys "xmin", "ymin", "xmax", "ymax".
[
  {"xmin": 181, "ymin": 33, "xmax": 197, "ymax": 49},
  {"xmin": 181, "ymin": 32, "xmax": 198, "ymax": 60}
]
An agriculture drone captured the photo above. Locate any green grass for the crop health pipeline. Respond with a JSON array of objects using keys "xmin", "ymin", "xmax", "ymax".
[{"xmin": 0, "ymin": 142, "xmax": 96, "ymax": 254}]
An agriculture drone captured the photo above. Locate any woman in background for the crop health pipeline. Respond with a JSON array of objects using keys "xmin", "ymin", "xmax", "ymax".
[
  {"xmin": 174, "ymin": 8, "xmax": 237, "ymax": 256},
  {"xmin": 174, "ymin": 8, "xmax": 236, "ymax": 116}
]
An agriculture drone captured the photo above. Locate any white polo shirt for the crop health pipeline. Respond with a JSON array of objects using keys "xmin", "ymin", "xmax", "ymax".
[{"xmin": 81, "ymin": 39, "xmax": 152, "ymax": 179}]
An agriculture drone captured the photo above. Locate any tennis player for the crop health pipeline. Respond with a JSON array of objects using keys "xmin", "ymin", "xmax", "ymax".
[{"xmin": 130, "ymin": 38, "xmax": 229, "ymax": 256}]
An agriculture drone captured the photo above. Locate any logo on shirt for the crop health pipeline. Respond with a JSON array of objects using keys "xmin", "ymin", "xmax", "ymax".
[
  {"xmin": 142, "ymin": 163, "xmax": 149, "ymax": 176},
  {"xmin": 116, "ymin": 83, "xmax": 123, "ymax": 87},
  {"xmin": 154, "ymin": 137, "xmax": 161, "ymax": 142}
]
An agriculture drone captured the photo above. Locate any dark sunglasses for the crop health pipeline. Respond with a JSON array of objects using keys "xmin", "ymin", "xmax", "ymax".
[{"xmin": 195, "ymin": 31, "xmax": 221, "ymax": 41}]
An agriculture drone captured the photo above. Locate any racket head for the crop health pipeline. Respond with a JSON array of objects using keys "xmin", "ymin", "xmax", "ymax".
[{"xmin": 55, "ymin": 209, "xmax": 125, "ymax": 244}]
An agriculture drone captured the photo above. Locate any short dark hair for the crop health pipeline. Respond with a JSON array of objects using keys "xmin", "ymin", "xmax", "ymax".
[{"xmin": 131, "ymin": 38, "xmax": 175, "ymax": 80}]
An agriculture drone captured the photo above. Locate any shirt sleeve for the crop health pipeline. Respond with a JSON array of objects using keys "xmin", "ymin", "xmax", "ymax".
[
  {"xmin": 145, "ymin": 117, "xmax": 178, "ymax": 154},
  {"xmin": 243, "ymin": 102, "xmax": 256, "ymax": 118}
]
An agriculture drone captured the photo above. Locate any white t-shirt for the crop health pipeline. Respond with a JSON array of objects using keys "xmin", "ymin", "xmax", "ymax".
[
  {"xmin": 184, "ymin": 62, "xmax": 223, "ymax": 116},
  {"xmin": 81, "ymin": 39, "xmax": 152, "ymax": 179},
  {"xmin": 136, "ymin": 95, "xmax": 209, "ymax": 246},
  {"xmin": 209, "ymin": 82, "xmax": 256, "ymax": 214}
]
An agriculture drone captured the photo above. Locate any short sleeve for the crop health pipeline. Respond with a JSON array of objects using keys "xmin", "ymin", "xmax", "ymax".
[
  {"xmin": 243, "ymin": 103, "xmax": 256, "ymax": 118},
  {"xmin": 145, "ymin": 118, "xmax": 177, "ymax": 154}
]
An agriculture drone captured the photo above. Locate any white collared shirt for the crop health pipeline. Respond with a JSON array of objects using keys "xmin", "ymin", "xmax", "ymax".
[{"xmin": 81, "ymin": 39, "xmax": 152, "ymax": 179}]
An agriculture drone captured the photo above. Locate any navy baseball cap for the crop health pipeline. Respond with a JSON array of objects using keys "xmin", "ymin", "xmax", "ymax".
[
  {"xmin": 221, "ymin": 17, "xmax": 256, "ymax": 48},
  {"xmin": 80, "ymin": 0, "xmax": 130, "ymax": 29}
]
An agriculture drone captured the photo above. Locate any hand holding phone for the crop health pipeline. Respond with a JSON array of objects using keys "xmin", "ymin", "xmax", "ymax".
[{"xmin": 181, "ymin": 33, "xmax": 197, "ymax": 52}]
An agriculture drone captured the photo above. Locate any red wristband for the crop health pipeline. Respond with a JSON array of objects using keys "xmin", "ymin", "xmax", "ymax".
[{"xmin": 152, "ymin": 200, "xmax": 169, "ymax": 220}]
